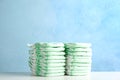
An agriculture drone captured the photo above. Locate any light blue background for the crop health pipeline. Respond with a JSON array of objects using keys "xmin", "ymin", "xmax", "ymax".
[{"xmin": 0, "ymin": 0, "xmax": 120, "ymax": 72}]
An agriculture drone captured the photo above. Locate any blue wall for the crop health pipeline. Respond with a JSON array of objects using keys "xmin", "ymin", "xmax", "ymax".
[{"xmin": 0, "ymin": 0, "xmax": 120, "ymax": 72}]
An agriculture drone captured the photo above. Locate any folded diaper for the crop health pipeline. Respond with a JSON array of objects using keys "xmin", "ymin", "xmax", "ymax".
[
  {"xmin": 64, "ymin": 43, "xmax": 91, "ymax": 48},
  {"xmin": 66, "ymin": 66, "xmax": 91, "ymax": 70},
  {"xmin": 29, "ymin": 42, "xmax": 64, "ymax": 48},
  {"xmin": 40, "ymin": 59, "xmax": 65, "ymax": 63},
  {"xmin": 40, "ymin": 52, "xmax": 65, "ymax": 56},
  {"xmin": 65, "ymin": 48, "xmax": 92, "ymax": 52},
  {"xmin": 30, "ymin": 56, "xmax": 65, "ymax": 60},
  {"xmin": 39, "ymin": 47, "xmax": 65, "ymax": 52},
  {"xmin": 66, "ymin": 51, "xmax": 92, "ymax": 56},
  {"xmin": 66, "ymin": 71, "xmax": 90, "ymax": 76},
  {"xmin": 34, "ymin": 72, "xmax": 65, "ymax": 77}
]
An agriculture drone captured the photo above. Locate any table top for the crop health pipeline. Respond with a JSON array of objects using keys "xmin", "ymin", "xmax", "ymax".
[{"xmin": 0, "ymin": 72, "xmax": 120, "ymax": 80}]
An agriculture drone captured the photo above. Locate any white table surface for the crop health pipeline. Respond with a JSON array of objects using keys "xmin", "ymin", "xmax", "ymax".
[{"xmin": 0, "ymin": 72, "xmax": 120, "ymax": 80}]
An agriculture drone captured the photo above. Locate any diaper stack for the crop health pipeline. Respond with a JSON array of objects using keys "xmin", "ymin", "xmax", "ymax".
[
  {"xmin": 28, "ymin": 42, "xmax": 65, "ymax": 76},
  {"xmin": 65, "ymin": 43, "xmax": 92, "ymax": 76}
]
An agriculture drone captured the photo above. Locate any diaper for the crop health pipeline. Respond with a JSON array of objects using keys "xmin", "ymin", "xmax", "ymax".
[{"xmin": 64, "ymin": 43, "xmax": 91, "ymax": 48}]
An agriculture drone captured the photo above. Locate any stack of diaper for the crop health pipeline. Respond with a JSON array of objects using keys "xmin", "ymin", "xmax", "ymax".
[
  {"xmin": 28, "ymin": 42, "xmax": 65, "ymax": 76},
  {"xmin": 65, "ymin": 43, "xmax": 92, "ymax": 76}
]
